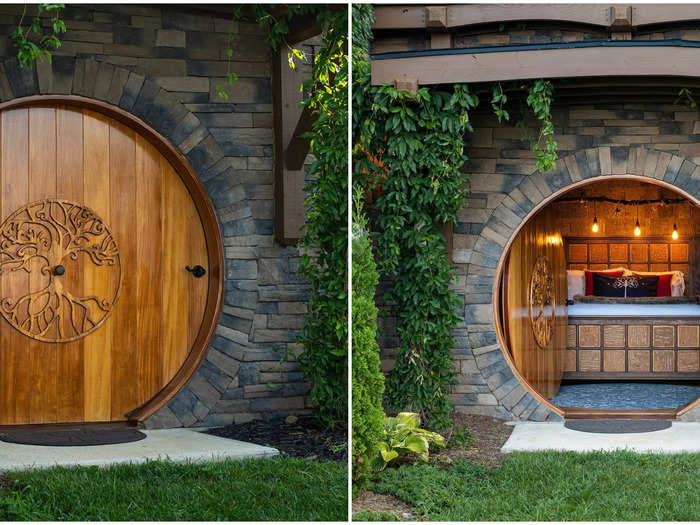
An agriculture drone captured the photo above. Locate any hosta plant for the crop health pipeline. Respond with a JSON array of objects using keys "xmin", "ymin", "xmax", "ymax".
[{"xmin": 375, "ymin": 412, "xmax": 446, "ymax": 471}]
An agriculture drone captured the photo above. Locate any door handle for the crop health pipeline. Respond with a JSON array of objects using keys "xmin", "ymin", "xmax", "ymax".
[{"xmin": 185, "ymin": 265, "xmax": 206, "ymax": 278}]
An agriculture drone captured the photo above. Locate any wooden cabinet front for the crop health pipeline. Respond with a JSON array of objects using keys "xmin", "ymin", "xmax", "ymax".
[{"xmin": 0, "ymin": 103, "xmax": 217, "ymax": 426}]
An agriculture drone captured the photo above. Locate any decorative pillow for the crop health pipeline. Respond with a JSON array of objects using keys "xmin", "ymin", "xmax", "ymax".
[
  {"xmin": 566, "ymin": 270, "xmax": 585, "ymax": 300},
  {"xmin": 626, "ymin": 275, "xmax": 659, "ymax": 297},
  {"xmin": 592, "ymin": 273, "xmax": 625, "ymax": 297},
  {"xmin": 629, "ymin": 270, "xmax": 685, "ymax": 297},
  {"xmin": 585, "ymin": 268, "xmax": 625, "ymax": 296},
  {"xmin": 593, "ymin": 274, "xmax": 659, "ymax": 297}
]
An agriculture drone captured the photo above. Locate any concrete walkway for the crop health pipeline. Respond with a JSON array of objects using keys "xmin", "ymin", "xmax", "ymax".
[
  {"xmin": 502, "ymin": 421, "xmax": 700, "ymax": 453},
  {"xmin": 0, "ymin": 429, "xmax": 278, "ymax": 471}
]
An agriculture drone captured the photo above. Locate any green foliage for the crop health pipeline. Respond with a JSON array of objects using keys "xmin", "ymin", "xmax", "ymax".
[
  {"xmin": 0, "ymin": 458, "xmax": 348, "ymax": 520},
  {"xmin": 351, "ymin": 189, "xmax": 386, "ymax": 485},
  {"xmin": 527, "ymin": 79, "xmax": 558, "ymax": 172},
  {"xmin": 11, "ymin": 4, "xmax": 66, "ymax": 69},
  {"xmin": 295, "ymin": 7, "xmax": 349, "ymax": 428},
  {"xmin": 371, "ymin": 451, "xmax": 700, "ymax": 521},
  {"xmin": 356, "ymin": 83, "xmax": 477, "ymax": 429},
  {"xmin": 374, "ymin": 412, "xmax": 446, "ymax": 471},
  {"xmin": 353, "ymin": 4, "xmax": 473, "ymax": 429},
  {"xmin": 352, "ymin": 510, "xmax": 403, "ymax": 521},
  {"xmin": 491, "ymin": 83, "xmax": 509, "ymax": 123},
  {"xmin": 446, "ymin": 425, "xmax": 476, "ymax": 449},
  {"xmin": 677, "ymin": 87, "xmax": 697, "ymax": 109},
  {"xmin": 217, "ymin": 5, "xmax": 326, "ymax": 99}
]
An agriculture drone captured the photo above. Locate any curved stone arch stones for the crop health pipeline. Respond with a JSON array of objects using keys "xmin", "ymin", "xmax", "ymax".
[
  {"xmin": 0, "ymin": 56, "xmax": 281, "ymax": 428},
  {"xmin": 461, "ymin": 144, "xmax": 700, "ymax": 422}
]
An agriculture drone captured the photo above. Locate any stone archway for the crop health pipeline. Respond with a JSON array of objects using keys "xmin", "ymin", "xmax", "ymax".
[
  {"xmin": 462, "ymin": 145, "xmax": 700, "ymax": 421},
  {"xmin": 0, "ymin": 57, "xmax": 276, "ymax": 428}
]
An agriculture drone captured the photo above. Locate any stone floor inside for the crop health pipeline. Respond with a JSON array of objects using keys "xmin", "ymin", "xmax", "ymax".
[{"xmin": 549, "ymin": 381, "xmax": 700, "ymax": 410}]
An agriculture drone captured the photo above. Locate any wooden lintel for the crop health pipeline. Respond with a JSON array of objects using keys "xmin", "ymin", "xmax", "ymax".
[
  {"xmin": 372, "ymin": 46, "xmax": 700, "ymax": 86},
  {"xmin": 372, "ymin": 4, "xmax": 700, "ymax": 30},
  {"xmin": 284, "ymin": 104, "xmax": 313, "ymax": 171}
]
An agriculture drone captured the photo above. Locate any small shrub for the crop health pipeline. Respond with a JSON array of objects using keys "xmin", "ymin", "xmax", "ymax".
[
  {"xmin": 352, "ymin": 189, "xmax": 386, "ymax": 486},
  {"xmin": 375, "ymin": 412, "xmax": 446, "ymax": 471}
]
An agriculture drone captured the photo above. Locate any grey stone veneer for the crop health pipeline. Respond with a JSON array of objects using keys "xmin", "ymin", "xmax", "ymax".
[{"xmin": 0, "ymin": 5, "xmax": 314, "ymax": 428}]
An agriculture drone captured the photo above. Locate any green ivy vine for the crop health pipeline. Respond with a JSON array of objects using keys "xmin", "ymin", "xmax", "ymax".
[
  {"xmin": 353, "ymin": 5, "xmax": 560, "ymax": 429},
  {"xmin": 527, "ymin": 79, "xmax": 557, "ymax": 172},
  {"xmin": 11, "ymin": 3, "xmax": 66, "ymax": 69},
  {"xmin": 295, "ymin": 6, "xmax": 348, "ymax": 429}
]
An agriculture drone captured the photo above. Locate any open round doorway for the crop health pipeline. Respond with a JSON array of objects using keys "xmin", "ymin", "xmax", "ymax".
[{"xmin": 494, "ymin": 176, "xmax": 700, "ymax": 419}]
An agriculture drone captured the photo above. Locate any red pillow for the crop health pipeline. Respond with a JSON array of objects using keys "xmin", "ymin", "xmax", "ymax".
[
  {"xmin": 585, "ymin": 269, "xmax": 624, "ymax": 296},
  {"xmin": 632, "ymin": 272, "xmax": 672, "ymax": 297}
]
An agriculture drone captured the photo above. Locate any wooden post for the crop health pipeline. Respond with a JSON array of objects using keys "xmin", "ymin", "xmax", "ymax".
[{"xmin": 272, "ymin": 49, "xmax": 313, "ymax": 246}]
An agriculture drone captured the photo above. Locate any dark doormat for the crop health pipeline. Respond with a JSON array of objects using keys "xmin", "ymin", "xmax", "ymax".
[
  {"xmin": 0, "ymin": 428, "xmax": 147, "ymax": 446},
  {"xmin": 564, "ymin": 419, "xmax": 672, "ymax": 434}
]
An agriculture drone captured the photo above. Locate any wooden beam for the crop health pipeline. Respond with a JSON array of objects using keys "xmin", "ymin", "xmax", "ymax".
[
  {"xmin": 284, "ymin": 104, "xmax": 313, "ymax": 171},
  {"xmin": 371, "ymin": 45, "xmax": 700, "ymax": 86},
  {"xmin": 273, "ymin": 49, "xmax": 313, "ymax": 246},
  {"xmin": 372, "ymin": 4, "xmax": 700, "ymax": 30}
]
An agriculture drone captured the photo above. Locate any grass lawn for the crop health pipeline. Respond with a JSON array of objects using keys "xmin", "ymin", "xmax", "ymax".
[
  {"xmin": 362, "ymin": 450, "xmax": 700, "ymax": 521},
  {"xmin": 0, "ymin": 457, "xmax": 347, "ymax": 521}
]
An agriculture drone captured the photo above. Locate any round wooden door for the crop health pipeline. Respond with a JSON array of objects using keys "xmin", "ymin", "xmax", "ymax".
[{"xmin": 0, "ymin": 101, "xmax": 221, "ymax": 426}]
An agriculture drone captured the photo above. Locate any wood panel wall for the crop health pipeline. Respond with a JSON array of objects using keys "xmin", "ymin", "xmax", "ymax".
[
  {"xmin": 0, "ymin": 106, "xmax": 209, "ymax": 425},
  {"xmin": 565, "ymin": 318, "xmax": 700, "ymax": 380},
  {"xmin": 506, "ymin": 206, "xmax": 567, "ymax": 399}
]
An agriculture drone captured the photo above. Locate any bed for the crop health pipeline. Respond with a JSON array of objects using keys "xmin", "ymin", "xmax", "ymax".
[{"xmin": 563, "ymin": 237, "xmax": 700, "ymax": 380}]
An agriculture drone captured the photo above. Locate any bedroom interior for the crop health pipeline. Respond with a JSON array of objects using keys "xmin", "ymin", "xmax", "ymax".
[{"xmin": 501, "ymin": 178, "xmax": 700, "ymax": 416}]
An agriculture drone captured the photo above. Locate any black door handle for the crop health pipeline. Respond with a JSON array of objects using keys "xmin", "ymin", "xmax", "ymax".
[{"xmin": 186, "ymin": 265, "xmax": 206, "ymax": 278}]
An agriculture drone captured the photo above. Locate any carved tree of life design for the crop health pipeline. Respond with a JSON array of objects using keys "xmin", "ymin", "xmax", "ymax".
[
  {"xmin": 0, "ymin": 199, "xmax": 121, "ymax": 343},
  {"xmin": 528, "ymin": 255, "xmax": 555, "ymax": 349}
]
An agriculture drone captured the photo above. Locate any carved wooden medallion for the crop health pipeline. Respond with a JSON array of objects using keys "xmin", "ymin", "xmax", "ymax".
[
  {"xmin": 529, "ymin": 255, "xmax": 555, "ymax": 348},
  {"xmin": 0, "ymin": 199, "xmax": 121, "ymax": 342}
]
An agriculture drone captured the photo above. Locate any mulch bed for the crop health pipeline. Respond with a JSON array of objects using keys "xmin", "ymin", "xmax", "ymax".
[
  {"xmin": 352, "ymin": 413, "xmax": 513, "ymax": 518},
  {"xmin": 206, "ymin": 415, "xmax": 347, "ymax": 462},
  {"xmin": 434, "ymin": 413, "xmax": 514, "ymax": 467}
]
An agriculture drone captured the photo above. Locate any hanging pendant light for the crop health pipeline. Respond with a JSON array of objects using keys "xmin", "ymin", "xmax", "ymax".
[
  {"xmin": 591, "ymin": 201, "xmax": 599, "ymax": 233},
  {"xmin": 634, "ymin": 204, "xmax": 641, "ymax": 236},
  {"xmin": 672, "ymin": 223, "xmax": 679, "ymax": 240}
]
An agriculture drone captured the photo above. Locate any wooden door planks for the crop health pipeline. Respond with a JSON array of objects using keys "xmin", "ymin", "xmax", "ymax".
[
  {"xmin": 0, "ymin": 109, "xmax": 30, "ymax": 425},
  {"xmin": 56, "ymin": 106, "xmax": 85, "ymax": 423},
  {"xmin": 27, "ymin": 107, "xmax": 58, "ymax": 425},
  {"xmin": 82, "ymin": 110, "xmax": 112, "ymax": 422}
]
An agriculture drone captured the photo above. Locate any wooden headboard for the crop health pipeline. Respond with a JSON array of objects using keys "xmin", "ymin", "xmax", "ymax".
[{"xmin": 564, "ymin": 237, "xmax": 694, "ymax": 292}]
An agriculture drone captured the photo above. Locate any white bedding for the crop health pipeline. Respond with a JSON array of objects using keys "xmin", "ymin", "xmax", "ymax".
[{"xmin": 568, "ymin": 303, "xmax": 700, "ymax": 317}]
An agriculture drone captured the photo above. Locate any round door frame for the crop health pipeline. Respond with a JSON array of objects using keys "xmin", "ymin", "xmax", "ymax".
[
  {"xmin": 492, "ymin": 174, "xmax": 700, "ymax": 419},
  {"xmin": 0, "ymin": 95, "xmax": 225, "ymax": 423}
]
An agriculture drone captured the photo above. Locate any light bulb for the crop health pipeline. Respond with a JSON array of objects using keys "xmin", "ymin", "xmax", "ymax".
[
  {"xmin": 672, "ymin": 223, "xmax": 679, "ymax": 240},
  {"xmin": 634, "ymin": 219, "xmax": 641, "ymax": 237},
  {"xmin": 592, "ymin": 216, "xmax": 599, "ymax": 233}
]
